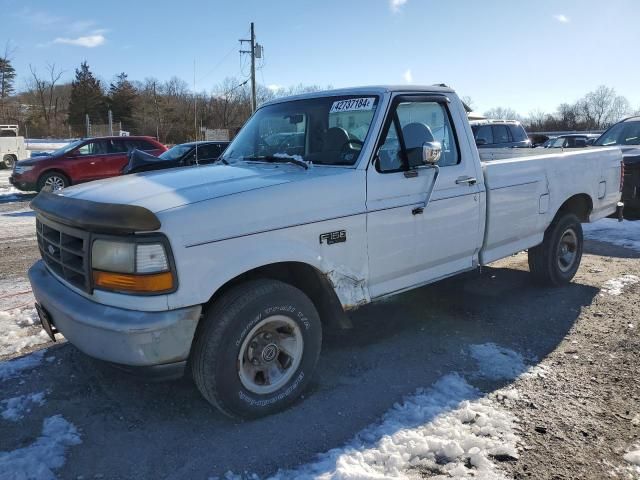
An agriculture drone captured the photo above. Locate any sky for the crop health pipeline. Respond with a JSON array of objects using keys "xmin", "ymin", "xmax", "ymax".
[{"xmin": 1, "ymin": 0, "xmax": 639, "ymax": 116}]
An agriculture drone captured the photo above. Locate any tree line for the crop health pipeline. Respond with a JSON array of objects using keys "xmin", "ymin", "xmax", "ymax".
[
  {"xmin": 0, "ymin": 55, "xmax": 325, "ymax": 143},
  {"xmin": 482, "ymin": 85, "xmax": 638, "ymax": 132},
  {"xmin": 1, "ymin": 51, "xmax": 637, "ymax": 141}
]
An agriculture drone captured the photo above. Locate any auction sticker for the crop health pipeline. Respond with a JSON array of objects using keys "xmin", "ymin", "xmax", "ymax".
[{"xmin": 330, "ymin": 97, "xmax": 376, "ymax": 113}]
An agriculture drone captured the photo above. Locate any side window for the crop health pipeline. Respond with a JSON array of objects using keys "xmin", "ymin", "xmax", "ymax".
[
  {"xmin": 194, "ymin": 145, "xmax": 218, "ymax": 160},
  {"xmin": 492, "ymin": 125, "xmax": 511, "ymax": 144},
  {"xmin": 76, "ymin": 140, "xmax": 108, "ymax": 156},
  {"xmin": 138, "ymin": 140, "xmax": 158, "ymax": 151},
  {"xmin": 474, "ymin": 125, "xmax": 493, "ymax": 145},
  {"xmin": 508, "ymin": 125, "xmax": 528, "ymax": 142},
  {"xmin": 107, "ymin": 139, "xmax": 128, "ymax": 153},
  {"xmin": 377, "ymin": 100, "xmax": 459, "ymax": 172}
]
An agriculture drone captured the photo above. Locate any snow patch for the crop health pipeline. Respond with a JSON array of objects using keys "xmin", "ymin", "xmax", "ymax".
[
  {"xmin": 468, "ymin": 343, "xmax": 526, "ymax": 380},
  {"xmin": 601, "ymin": 275, "xmax": 640, "ymax": 296},
  {"xmin": 583, "ymin": 219, "xmax": 640, "ymax": 252},
  {"xmin": 624, "ymin": 449, "xmax": 640, "ymax": 466},
  {"xmin": 222, "ymin": 374, "xmax": 518, "ymax": 480},
  {"xmin": 1, "ymin": 392, "xmax": 46, "ymax": 421},
  {"xmin": 0, "ymin": 415, "xmax": 81, "ymax": 480},
  {"xmin": 0, "ymin": 307, "xmax": 51, "ymax": 356},
  {"xmin": 0, "ymin": 350, "xmax": 45, "ymax": 382}
]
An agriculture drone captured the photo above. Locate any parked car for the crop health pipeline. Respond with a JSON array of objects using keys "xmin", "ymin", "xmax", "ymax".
[
  {"xmin": 123, "ymin": 141, "xmax": 229, "ymax": 174},
  {"xmin": 470, "ymin": 119, "xmax": 531, "ymax": 148},
  {"xmin": 10, "ymin": 136, "xmax": 166, "ymax": 191},
  {"xmin": 28, "ymin": 85, "xmax": 622, "ymax": 419},
  {"xmin": 593, "ymin": 116, "xmax": 640, "ymax": 214},
  {"xmin": 544, "ymin": 134, "xmax": 600, "ymax": 149}
]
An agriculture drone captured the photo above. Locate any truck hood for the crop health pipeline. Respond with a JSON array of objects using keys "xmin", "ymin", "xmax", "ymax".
[{"xmin": 60, "ymin": 162, "xmax": 350, "ymax": 212}]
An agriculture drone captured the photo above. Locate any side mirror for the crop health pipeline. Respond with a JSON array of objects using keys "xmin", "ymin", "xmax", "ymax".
[
  {"xmin": 475, "ymin": 138, "xmax": 487, "ymax": 146},
  {"xmin": 586, "ymin": 138, "xmax": 595, "ymax": 146},
  {"xmin": 422, "ymin": 141, "xmax": 442, "ymax": 165}
]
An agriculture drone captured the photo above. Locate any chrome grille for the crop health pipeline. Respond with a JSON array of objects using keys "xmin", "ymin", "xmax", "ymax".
[{"xmin": 36, "ymin": 217, "xmax": 90, "ymax": 291}]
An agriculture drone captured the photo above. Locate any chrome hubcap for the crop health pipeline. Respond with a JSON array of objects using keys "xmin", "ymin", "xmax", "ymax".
[
  {"xmin": 44, "ymin": 176, "xmax": 65, "ymax": 191},
  {"xmin": 557, "ymin": 228, "xmax": 578, "ymax": 272},
  {"xmin": 237, "ymin": 315, "xmax": 303, "ymax": 395}
]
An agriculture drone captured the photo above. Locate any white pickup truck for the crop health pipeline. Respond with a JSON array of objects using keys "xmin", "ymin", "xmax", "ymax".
[{"xmin": 28, "ymin": 85, "xmax": 623, "ymax": 418}]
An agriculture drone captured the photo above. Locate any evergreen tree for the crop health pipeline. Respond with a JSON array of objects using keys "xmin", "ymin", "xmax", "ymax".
[
  {"xmin": 0, "ymin": 56, "xmax": 16, "ymax": 99},
  {"xmin": 68, "ymin": 61, "xmax": 106, "ymax": 129},
  {"xmin": 108, "ymin": 72, "xmax": 137, "ymax": 127}
]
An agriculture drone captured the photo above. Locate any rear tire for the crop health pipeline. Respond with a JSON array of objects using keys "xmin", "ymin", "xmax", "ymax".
[
  {"xmin": 2, "ymin": 155, "xmax": 16, "ymax": 169},
  {"xmin": 37, "ymin": 171, "xmax": 69, "ymax": 192},
  {"xmin": 528, "ymin": 213, "xmax": 583, "ymax": 286},
  {"xmin": 191, "ymin": 279, "xmax": 322, "ymax": 419}
]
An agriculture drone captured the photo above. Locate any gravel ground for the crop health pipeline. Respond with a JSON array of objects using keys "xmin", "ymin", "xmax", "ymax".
[{"xmin": 0, "ymin": 170, "xmax": 638, "ymax": 479}]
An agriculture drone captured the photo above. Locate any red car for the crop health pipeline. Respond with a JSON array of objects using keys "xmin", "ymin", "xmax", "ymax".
[{"xmin": 10, "ymin": 136, "xmax": 166, "ymax": 192}]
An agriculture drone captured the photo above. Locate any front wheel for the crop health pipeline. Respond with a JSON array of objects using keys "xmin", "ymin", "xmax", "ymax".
[
  {"xmin": 528, "ymin": 213, "xmax": 583, "ymax": 286},
  {"xmin": 2, "ymin": 155, "xmax": 16, "ymax": 169},
  {"xmin": 191, "ymin": 279, "xmax": 322, "ymax": 418},
  {"xmin": 37, "ymin": 172, "xmax": 69, "ymax": 192}
]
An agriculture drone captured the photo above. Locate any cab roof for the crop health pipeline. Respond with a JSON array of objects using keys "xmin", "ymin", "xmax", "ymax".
[{"xmin": 261, "ymin": 85, "xmax": 456, "ymax": 107}]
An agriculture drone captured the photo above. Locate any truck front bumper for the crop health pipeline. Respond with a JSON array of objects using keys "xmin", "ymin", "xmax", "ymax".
[{"xmin": 28, "ymin": 260, "xmax": 202, "ymax": 371}]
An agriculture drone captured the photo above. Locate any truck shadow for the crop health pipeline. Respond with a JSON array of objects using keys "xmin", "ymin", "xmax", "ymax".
[{"xmin": 11, "ymin": 265, "xmax": 598, "ymax": 479}]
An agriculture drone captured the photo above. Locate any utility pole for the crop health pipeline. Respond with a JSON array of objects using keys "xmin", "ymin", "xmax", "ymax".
[{"xmin": 240, "ymin": 22, "xmax": 258, "ymax": 112}]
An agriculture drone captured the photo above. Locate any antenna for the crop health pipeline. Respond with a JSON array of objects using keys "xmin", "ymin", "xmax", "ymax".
[{"xmin": 194, "ymin": 59, "xmax": 198, "ymax": 165}]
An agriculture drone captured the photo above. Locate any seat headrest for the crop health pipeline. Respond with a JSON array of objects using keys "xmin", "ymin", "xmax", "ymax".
[{"xmin": 402, "ymin": 123, "xmax": 434, "ymax": 149}]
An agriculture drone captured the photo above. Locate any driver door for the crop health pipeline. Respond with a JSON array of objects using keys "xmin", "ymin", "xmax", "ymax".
[{"xmin": 366, "ymin": 95, "xmax": 482, "ymax": 298}]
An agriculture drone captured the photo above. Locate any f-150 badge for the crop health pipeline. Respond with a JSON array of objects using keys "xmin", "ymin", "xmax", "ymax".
[{"xmin": 319, "ymin": 230, "xmax": 346, "ymax": 245}]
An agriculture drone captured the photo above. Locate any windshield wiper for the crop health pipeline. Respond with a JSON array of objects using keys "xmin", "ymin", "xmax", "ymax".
[{"xmin": 243, "ymin": 155, "xmax": 309, "ymax": 170}]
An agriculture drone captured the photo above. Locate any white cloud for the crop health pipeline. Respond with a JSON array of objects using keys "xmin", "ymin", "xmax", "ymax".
[
  {"xmin": 390, "ymin": 0, "xmax": 408, "ymax": 13},
  {"xmin": 53, "ymin": 34, "xmax": 105, "ymax": 48},
  {"xmin": 403, "ymin": 69, "xmax": 413, "ymax": 84},
  {"xmin": 267, "ymin": 84, "xmax": 282, "ymax": 92},
  {"xmin": 553, "ymin": 14, "xmax": 570, "ymax": 23}
]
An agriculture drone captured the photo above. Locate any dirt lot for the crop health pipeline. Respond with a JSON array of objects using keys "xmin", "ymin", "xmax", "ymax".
[{"xmin": 0, "ymin": 171, "xmax": 638, "ymax": 479}]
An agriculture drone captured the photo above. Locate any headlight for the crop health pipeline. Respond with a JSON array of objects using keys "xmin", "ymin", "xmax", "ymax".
[
  {"xmin": 91, "ymin": 238, "xmax": 175, "ymax": 294},
  {"xmin": 14, "ymin": 166, "xmax": 34, "ymax": 174}
]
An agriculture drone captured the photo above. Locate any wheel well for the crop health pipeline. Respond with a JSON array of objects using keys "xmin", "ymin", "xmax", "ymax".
[
  {"xmin": 556, "ymin": 194, "xmax": 593, "ymax": 222},
  {"xmin": 207, "ymin": 262, "xmax": 351, "ymax": 329}
]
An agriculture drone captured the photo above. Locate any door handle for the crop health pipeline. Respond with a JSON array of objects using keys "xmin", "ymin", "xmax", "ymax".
[
  {"xmin": 412, "ymin": 206, "xmax": 424, "ymax": 215},
  {"xmin": 456, "ymin": 176, "xmax": 477, "ymax": 186}
]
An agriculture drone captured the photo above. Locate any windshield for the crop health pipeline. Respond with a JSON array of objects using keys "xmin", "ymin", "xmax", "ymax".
[
  {"xmin": 50, "ymin": 139, "xmax": 84, "ymax": 156},
  {"xmin": 221, "ymin": 95, "xmax": 380, "ymax": 166},
  {"xmin": 159, "ymin": 144, "xmax": 194, "ymax": 161},
  {"xmin": 594, "ymin": 121, "xmax": 640, "ymax": 146}
]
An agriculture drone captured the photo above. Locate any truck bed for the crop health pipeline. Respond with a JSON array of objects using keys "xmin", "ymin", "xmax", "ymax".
[{"xmin": 478, "ymin": 147, "xmax": 622, "ymax": 265}]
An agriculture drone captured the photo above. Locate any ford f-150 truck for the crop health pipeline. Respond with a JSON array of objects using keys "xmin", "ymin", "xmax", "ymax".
[{"xmin": 28, "ymin": 85, "xmax": 623, "ymax": 418}]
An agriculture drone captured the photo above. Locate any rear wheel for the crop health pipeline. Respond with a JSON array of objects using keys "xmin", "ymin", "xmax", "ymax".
[
  {"xmin": 37, "ymin": 172, "xmax": 69, "ymax": 192},
  {"xmin": 2, "ymin": 155, "xmax": 16, "ymax": 169},
  {"xmin": 528, "ymin": 213, "xmax": 583, "ymax": 286},
  {"xmin": 191, "ymin": 279, "xmax": 322, "ymax": 418}
]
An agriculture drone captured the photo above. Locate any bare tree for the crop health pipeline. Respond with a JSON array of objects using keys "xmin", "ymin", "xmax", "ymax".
[
  {"xmin": 27, "ymin": 64, "xmax": 65, "ymax": 137},
  {"xmin": 582, "ymin": 85, "xmax": 630, "ymax": 129},
  {"xmin": 483, "ymin": 107, "xmax": 521, "ymax": 121},
  {"xmin": 461, "ymin": 95, "xmax": 475, "ymax": 112}
]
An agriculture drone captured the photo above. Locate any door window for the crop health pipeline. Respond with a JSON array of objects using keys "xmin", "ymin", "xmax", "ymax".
[
  {"xmin": 508, "ymin": 124, "xmax": 528, "ymax": 142},
  {"xmin": 76, "ymin": 140, "xmax": 108, "ymax": 156},
  {"xmin": 377, "ymin": 100, "xmax": 459, "ymax": 172},
  {"xmin": 492, "ymin": 125, "xmax": 511, "ymax": 144},
  {"xmin": 474, "ymin": 125, "xmax": 493, "ymax": 145}
]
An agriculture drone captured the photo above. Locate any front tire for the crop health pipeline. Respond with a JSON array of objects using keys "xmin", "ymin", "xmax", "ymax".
[
  {"xmin": 528, "ymin": 213, "xmax": 583, "ymax": 286},
  {"xmin": 191, "ymin": 279, "xmax": 322, "ymax": 419},
  {"xmin": 2, "ymin": 155, "xmax": 16, "ymax": 169},
  {"xmin": 37, "ymin": 171, "xmax": 69, "ymax": 192}
]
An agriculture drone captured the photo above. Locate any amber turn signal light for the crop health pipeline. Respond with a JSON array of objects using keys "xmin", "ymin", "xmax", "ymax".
[{"xmin": 93, "ymin": 270, "xmax": 174, "ymax": 293}]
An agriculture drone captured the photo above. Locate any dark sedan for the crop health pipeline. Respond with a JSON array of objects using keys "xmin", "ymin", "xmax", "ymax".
[{"xmin": 123, "ymin": 141, "xmax": 229, "ymax": 174}]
